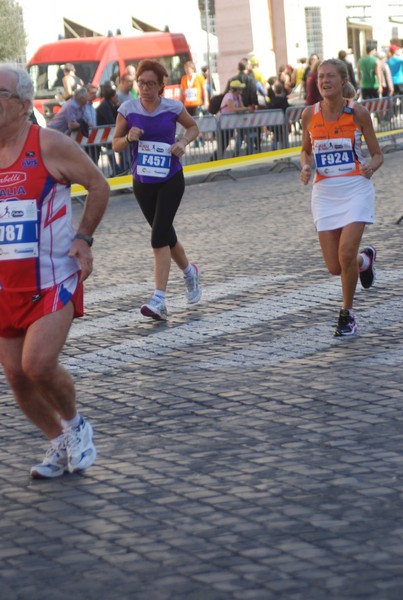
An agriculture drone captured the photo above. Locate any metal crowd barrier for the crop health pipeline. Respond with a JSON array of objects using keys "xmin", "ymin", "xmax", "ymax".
[
  {"xmin": 176, "ymin": 110, "xmax": 287, "ymax": 164},
  {"xmin": 285, "ymin": 106, "xmax": 305, "ymax": 148},
  {"xmin": 217, "ymin": 109, "xmax": 286, "ymax": 158},
  {"xmin": 67, "ymin": 126, "xmax": 130, "ymax": 179},
  {"xmin": 67, "ymin": 96, "xmax": 403, "ymax": 179},
  {"xmin": 176, "ymin": 115, "xmax": 218, "ymax": 166}
]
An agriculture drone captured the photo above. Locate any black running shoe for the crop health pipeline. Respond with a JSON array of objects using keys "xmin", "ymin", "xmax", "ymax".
[
  {"xmin": 334, "ymin": 309, "xmax": 357, "ymax": 337},
  {"xmin": 359, "ymin": 246, "xmax": 376, "ymax": 289}
]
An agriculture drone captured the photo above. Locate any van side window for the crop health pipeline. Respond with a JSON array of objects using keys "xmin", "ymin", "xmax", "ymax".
[
  {"xmin": 165, "ymin": 54, "xmax": 189, "ymax": 85},
  {"xmin": 100, "ymin": 61, "xmax": 120, "ymax": 88}
]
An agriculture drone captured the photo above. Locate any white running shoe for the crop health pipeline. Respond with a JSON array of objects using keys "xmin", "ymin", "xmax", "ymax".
[
  {"xmin": 30, "ymin": 441, "xmax": 68, "ymax": 479},
  {"xmin": 184, "ymin": 263, "xmax": 201, "ymax": 304},
  {"xmin": 140, "ymin": 297, "xmax": 168, "ymax": 321},
  {"xmin": 65, "ymin": 418, "xmax": 97, "ymax": 473}
]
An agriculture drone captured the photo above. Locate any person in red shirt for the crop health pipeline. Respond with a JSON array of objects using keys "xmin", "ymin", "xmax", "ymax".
[
  {"xmin": 0, "ymin": 63, "xmax": 109, "ymax": 478},
  {"xmin": 305, "ymin": 58, "xmax": 322, "ymax": 105}
]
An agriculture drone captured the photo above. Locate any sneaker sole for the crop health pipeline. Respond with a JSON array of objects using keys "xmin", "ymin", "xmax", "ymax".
[
  {"xmin": 334, "ymin": 327, "xmax": 358, "ymax": 337},
  {"xmin": 30, "ymin": 466, "xmax": 69, "ymax": 479},
  {"xmin": 140, "ymin": 305, "xmax": 168, "ymax": 321}
]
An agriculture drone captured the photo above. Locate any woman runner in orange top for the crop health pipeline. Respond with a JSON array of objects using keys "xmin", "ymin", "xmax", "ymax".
[{"xmin": 300, "ymin": 59, "xmax": 383, "ymax": 336}]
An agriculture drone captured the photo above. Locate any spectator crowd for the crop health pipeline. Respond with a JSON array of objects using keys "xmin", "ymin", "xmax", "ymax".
[{"xmin": 38, "ymin": 43, "xmax": 403, "ymax": 168}]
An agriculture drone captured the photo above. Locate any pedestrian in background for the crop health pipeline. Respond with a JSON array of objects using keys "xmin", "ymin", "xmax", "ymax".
[
  {"xmin": 84, "ymin": 83, "xmax": 98, "ymax": 127},
  {"xmin": 216, "ymin": 79, "xmax": 248, "ymax": 156},
  {"xmin": 378, "ymin": 51, "xmax": 394, "ymax": 98},
  {"xmin": 96, "ymin": 87, "xmax": 120, "ymax": 126},
  {"xmin": 226, "ymin": 59, "xmax": 258, "ymax": 109},
  {"xmin": 387, "ymin": 44, "xmax": 403, "ymax": 94},
  {"xmin": 62, "ymin": 63, "xmax": 83, "ymax": 100},
  {"xmin": 117, "ymin": 73, "xmax": 135, "ymax": 105},
  {"xmin": 125, "ymin": 65, "xmax": 139, "ymax": 98},
  {"xmin": 357, "ymin": 44, "xmax": 382, "ymax": 99},
  {"xmin": 0, "ymin": 63, "xmax": 109, "ymax": 478},
  {"xmin": 47, "ymin": 86, "xmax": 91, "ymax": 135},
  {"xmin": 180, "ymin": 61, "xmax": 208, "ymax": 116},
  {"xmin": 300, "ymin": 58, "xmax": 383, "ymax": 336},
  {"xmin": 302, "ymin": 53, "xmax": 319, "ymax": 99},
  {"xmin": 96, "ymin": 87, "xmax": 126, "ymax": 174},
  {"xmin": 201, "ymin": 65, "xmax": 215, "ymax": 106},
  {"xmin": 338, "ymin": 49, "xmax": 358, "ymax": 90},
  {"xmin": 305, "ymin": 57, "xmax": 322, "ymax": 105},
  {"xmin": 278, "ymin": 64, "xmax": 294, "ymax": 96},
  {"xmin": 112, "ymin": 59, "xmax": 201, "ymax": 321},
  {"xmin": 267, "ymin": 83, "xmax": 289, "ymax": 149},
  {"xmin": 250, "ymin": 56, "xmax": 267, "ymax": 101}
]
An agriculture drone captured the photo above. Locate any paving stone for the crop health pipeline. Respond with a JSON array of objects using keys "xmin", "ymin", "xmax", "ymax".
[{"xmin": 2, "ymin": 152, "xmax": 403, "ymax": 599}]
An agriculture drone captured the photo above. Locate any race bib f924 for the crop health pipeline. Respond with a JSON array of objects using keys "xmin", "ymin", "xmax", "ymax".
[{"xmin": 313, "ymin": 138, "xmax": 355, "ymax": 176}]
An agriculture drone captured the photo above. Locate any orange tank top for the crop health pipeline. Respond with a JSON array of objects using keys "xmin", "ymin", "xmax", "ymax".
[
  {"xmin": 308, "ymin": 101, "xmax": 365, "ymax": 183},
  {"xmin": 181, "ymin": 74, "xmax": 204, "ymax": 107}
]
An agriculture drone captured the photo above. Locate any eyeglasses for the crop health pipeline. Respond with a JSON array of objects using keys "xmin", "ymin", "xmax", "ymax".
[
  {"xmin": 0, "ymin": 90, "xmax": 20, "ymax": 100},
  {"xmin": 137, "ymin": 80, "xmax": 158, "ymax": 89}
]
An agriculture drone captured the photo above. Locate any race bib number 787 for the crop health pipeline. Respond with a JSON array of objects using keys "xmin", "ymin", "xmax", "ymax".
[{"xmin": 0, "ymin": 199, "xmax": 38, "ymax": 261}]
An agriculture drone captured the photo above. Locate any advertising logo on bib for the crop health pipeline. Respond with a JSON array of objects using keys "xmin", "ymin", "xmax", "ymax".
[{"xmin": 0, "ymin": 172, "xmax": 27, "ymax": 187}]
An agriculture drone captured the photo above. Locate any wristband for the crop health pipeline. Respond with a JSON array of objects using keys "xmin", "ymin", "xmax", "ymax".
[
  {"xmin": 125, "ymin": 134, "xmax": 130, "ymax": 144},
  {"xmin": 74, "ymin": 233, "xmax": 93, "ymax": 247}
]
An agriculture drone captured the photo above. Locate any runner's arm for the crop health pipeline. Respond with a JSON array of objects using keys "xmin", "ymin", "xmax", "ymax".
[
  {"xmin": 40, "ymin": 128, "xmax": 110, "ymax": 281},
  {"xmin": 170, "ymin": 109, "xmax": 199, "ymax": 156},
  {"xmin": 300, "ymin": 107, "xmax": 313, "ymax": 185},
  {"xmin": 112, "ymin": 113, "xmax": 143, "ymax": 153}
]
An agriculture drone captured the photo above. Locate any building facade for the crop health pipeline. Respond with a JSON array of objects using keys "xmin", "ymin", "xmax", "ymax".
[
  {"xmin": 214, "ymin": 0, "xmax": 403, "ymax": 88},
  {"xmin": 17, "ymin": 0, "xmax": 403, "ymax": 91}
]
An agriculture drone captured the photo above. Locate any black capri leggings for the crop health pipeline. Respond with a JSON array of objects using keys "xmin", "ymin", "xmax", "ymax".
[{"xmin": 133, "ymin": 170, "xmax": 185, "ymax": 249}]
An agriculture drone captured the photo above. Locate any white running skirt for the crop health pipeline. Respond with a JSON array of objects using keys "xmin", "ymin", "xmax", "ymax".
[{"xmin": 311, "ymin": 175, "xmax": 375, "ymax": 232}]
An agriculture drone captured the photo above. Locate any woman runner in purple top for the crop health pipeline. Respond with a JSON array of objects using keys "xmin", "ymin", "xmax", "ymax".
[{"xmin": 113, "ymin": 60, "xmax": 202, "ymax": 320}]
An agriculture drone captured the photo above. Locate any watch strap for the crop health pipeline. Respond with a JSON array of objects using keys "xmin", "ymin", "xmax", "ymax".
[{"xmin": 74, "ymin": 232, "xmax": 94, "ymax": 247}]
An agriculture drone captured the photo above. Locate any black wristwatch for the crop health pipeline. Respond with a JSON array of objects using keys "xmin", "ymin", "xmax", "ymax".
[{"xmin": 74, "ymin": 232, "xmax": 94, "ymax": 247}]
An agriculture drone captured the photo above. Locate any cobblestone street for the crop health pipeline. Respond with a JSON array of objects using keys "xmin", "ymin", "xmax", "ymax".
[{"xmin": 1, "ymin": 150, "xmax": 403, "ymax": 600}]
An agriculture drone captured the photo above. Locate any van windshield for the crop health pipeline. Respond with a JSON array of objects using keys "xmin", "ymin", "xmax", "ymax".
[
  {"xmin": 124, "ymin": 53, "xmax": 189, "ymax": 85},
  {"xmin": 28, "ymin": 62, "xmax": 98, "ymax": 99}
]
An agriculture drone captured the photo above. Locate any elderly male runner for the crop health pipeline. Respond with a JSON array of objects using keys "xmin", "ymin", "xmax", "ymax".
[{"xmin": 0, "ymin": 64, "xmax": 109, "ymax": 478}]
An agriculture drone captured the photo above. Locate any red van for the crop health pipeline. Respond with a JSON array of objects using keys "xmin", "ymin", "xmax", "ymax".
[{"xmin": 27, "ymin": 32, "xmax": 192, "ymax": 119}]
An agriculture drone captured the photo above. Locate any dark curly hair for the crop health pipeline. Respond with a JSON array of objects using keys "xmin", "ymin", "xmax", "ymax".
[{"xmin": 136, "ymin": 59, "xmax": 168, "ymax": 95}]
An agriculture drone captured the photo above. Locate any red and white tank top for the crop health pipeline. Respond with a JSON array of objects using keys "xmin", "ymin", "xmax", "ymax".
[{"xmin": 0, "ymin": 124, "xmax": 79, "ymax": 291}]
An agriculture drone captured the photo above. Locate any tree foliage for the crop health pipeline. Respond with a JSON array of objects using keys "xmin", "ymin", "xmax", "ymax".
[{"xmin": 0, "ymin": 0, "xmax": 27, "ymax": 62}]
